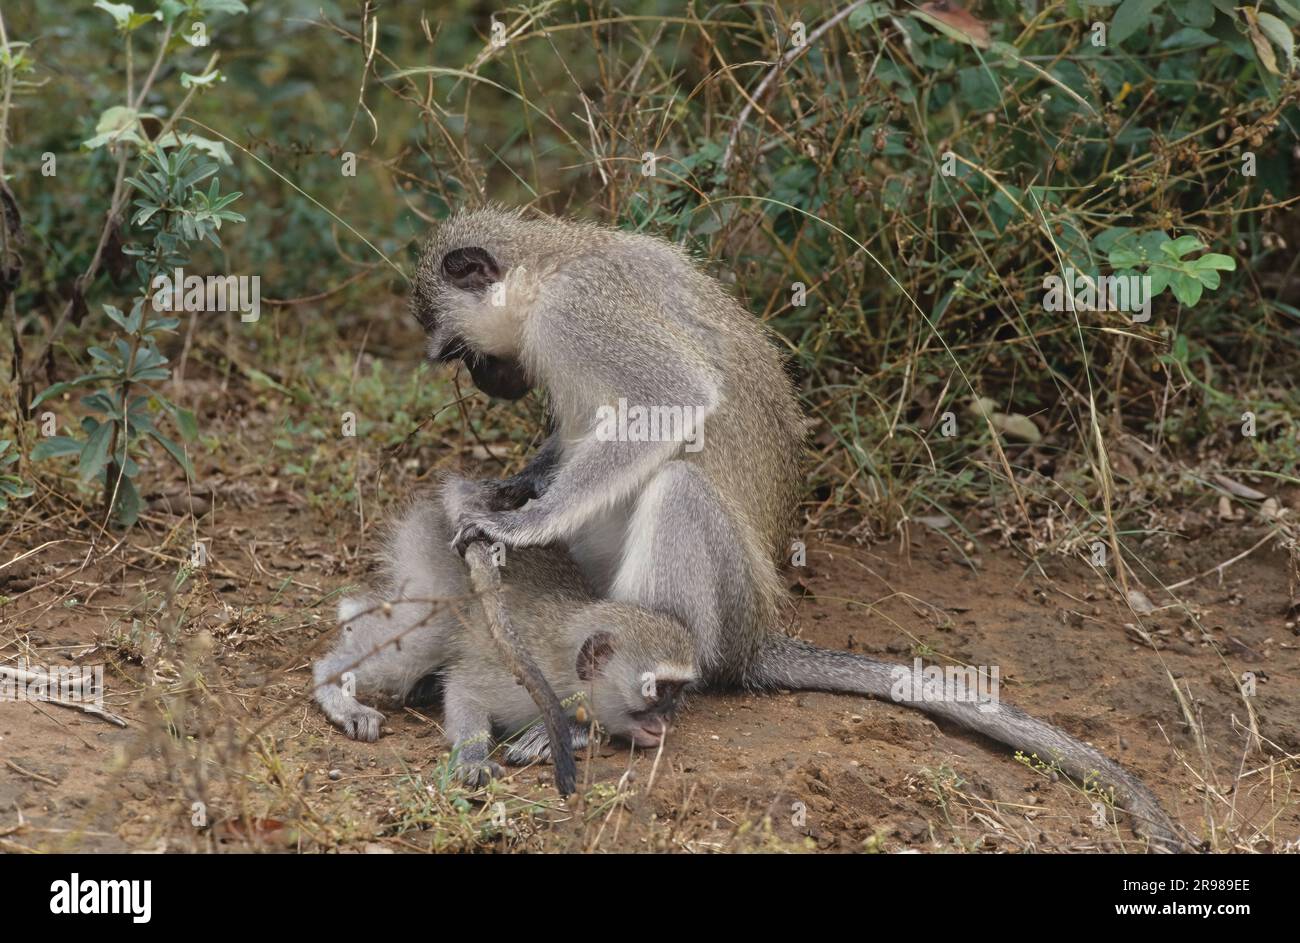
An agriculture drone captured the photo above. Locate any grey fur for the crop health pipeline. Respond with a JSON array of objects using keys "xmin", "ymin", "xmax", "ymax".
[
  {"xmin": 313, "ymin": 478, "xmax": 697, "ymax": 783},
  {"xmin": 312, "ymin": 498, "xmax": 468, "ymax": 742},
  {"xmin": 412, "ymin": 207, "xmax": 1186, "ymax": 851}
]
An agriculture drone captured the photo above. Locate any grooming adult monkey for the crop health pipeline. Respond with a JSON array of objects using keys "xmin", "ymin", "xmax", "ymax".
[
  {"xmin": 414, "ymin": 206, "xmax": 1184, "ymax": 851},
  {"xmin": 313, "ymin": 478, "xmax": 697, "ymax": 784}
]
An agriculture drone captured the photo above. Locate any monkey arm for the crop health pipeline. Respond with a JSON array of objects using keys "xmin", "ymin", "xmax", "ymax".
[
  {"xmin": 444, "ymin": 677, "xmax": 503, "ymax": 787},
  {"xmin": 477, "ymin": 427, "xmax": 564, "ymax": 510},
  {"xmin": 451, "ymin": 380, "xmax": 718, "ymax": 552}
]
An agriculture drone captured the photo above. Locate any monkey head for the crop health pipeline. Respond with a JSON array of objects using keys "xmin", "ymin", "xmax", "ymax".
[
  {"xmin": 411, "ymin": 208, "xmax": 543, "ymax": 401},
  {"xmin": 574, "ymin": 606, "xmax": 699, "ymax": 749}
]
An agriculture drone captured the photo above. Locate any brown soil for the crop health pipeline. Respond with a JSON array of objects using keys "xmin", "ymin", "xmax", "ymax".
[{"xmin": 3, "ymin": 492, "xmax": 1297, "ymax": 853}]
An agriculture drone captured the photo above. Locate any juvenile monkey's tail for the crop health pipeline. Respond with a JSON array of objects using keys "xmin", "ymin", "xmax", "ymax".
[
  {"xmin": 749, "ymin": 634, "xmax": 1186, "ymax": 852},
  {"xmin": 462, "ymin": 541, "xmax": 579, "ymax": 798}
]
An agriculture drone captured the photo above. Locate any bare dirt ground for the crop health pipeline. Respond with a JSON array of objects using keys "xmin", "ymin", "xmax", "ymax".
[{"xmin": 3, "ymin": 470, "xmax": 1297, "ymax": 853}]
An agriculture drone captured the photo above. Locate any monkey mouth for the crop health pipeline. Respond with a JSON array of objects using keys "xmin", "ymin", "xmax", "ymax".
[
  {"xmin": 631, "ymin": 720, "xmax": 668, "ymax": 748},
  {"xmin": 464, "ymin": 352, "xmax": 533, "ymax": 401}
]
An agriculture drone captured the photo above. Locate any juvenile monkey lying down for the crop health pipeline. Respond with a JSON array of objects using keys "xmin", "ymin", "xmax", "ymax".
[{"xmin": 313, "ymin": 478, "xmax": 698, "ymax": 783}]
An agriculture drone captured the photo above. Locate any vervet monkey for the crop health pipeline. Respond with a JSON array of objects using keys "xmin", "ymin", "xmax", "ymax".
[
  {"xmin": 442, "ymin": 594, "xmax": 695, "ymax": 785},
  {"xmin": 412, "ymin": 206, "xmax": 1184, "ymax": 851},
  {"xmin": 312, "ymin": 479, "xmax": 697, "ymax": 784}
]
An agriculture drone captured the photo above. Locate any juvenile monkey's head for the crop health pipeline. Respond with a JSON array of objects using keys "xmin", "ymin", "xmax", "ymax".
[
  {"xmin": 411, "ymin": 207, "xmax": 548, "ymax": 401},
  {"xmin": 573, "ymin": 604, "xmax": 699, "ymax": 749}
]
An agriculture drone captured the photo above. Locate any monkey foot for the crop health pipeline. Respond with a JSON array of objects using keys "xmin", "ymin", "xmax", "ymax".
[
  {"xmin": 504, "ymin": 720, "xmax": 592, "ymax": 765},
  {"xmin": 337, "ymin": 703, "xmax": 385, "ymax": 742},
  {"xmin": 453, "ymin": 759, "xmax": 504, "ymax": 788}
]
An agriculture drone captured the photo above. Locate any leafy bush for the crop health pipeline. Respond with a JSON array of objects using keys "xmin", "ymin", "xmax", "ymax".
[{"xmin": 2, "ymin": 0, "xmax": 1297, "ymax": 536}]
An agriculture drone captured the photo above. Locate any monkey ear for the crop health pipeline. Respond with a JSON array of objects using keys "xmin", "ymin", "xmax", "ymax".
[
  {"xmin": 441, "ymin": 246, "xmax": 501, "ymax": 293},
  {"xmin": 576, "ymin": 632, "xmax": 616, "ymax": 681}
]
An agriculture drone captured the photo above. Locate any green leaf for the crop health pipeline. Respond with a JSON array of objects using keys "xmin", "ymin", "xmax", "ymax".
[
  {"xmin": 113, "ymin": 475, "xmax": 142, "ymax": 527},
  {"xmin": 87, "ymin": 346, "xmax": 122, "ymax": 367},
  {"xmin": 1193, "ymin": 252, "xmax": 1236, "ymax": 271},
  {"xmin": 1169, "ymin": 272, "xmax": 1204, "ymax": 306},
  {"xmin": 198, "ymin": 0, "xmax": 250, "ymax": 14},
  {"xmin": 849, "ymin": 1, "xmax": 892, "ymax": 28},
  {"xmin": 81, "ymin": 392, "xmax": 121, "ymax": 417},
  {"xmin": 158, "ymin": 0, "xmax": 186, "ymax": 24},
  {"xmin": 149, "ymin": 430, "xmax": 194, "ymax": 477},
  {"xmin": 94, "ymin": 1, "xmax": 136, "ymax": 28},
  {"xmin": 1169, "ymin": 0, "xmax": 1215, "ymax": 27},
  {"xmin": 1092, "ymin": 226, "xmax": 1137, "ymax": 254},
  {"xmin": 147, "ymin": 317, "xmax": 181, "ymax": 333},
  {"xmin": 1108, "ymin": 247, "xmax": 1143, "ymax": 269},
  {"xmin": 1256, "ymin": 12, "xmax": 1296, "ymax": 67},
  {"xmin": 31, "ymin": 375, "xmax": 112, "ymax": 408},
  {"xmin": 84, "ymin": 106, "xmax": 143, "ymax": 150},
  {"xmin": 1160, "ymin": 26, "xmax": 1216, "ymax": 47},
  {"xmin": 1137, "ymin": 230, "xmax": 1172, "ymax": 256},
  {"xmin": 0, "ymin": 479, "xmax": 34, "ymax": 500},
  {"xmin": 1162, "ymin": 234, "xmax": 1205, "ymax": 258},
  {"xmin": 180, "ymin": 70, "xmax": 226, "ymax": 90},
  {"xmin": 1193, "ymin": 268, "xmax": 1222, "ymax": 289},
  {"xmin": 130, "ymin": 367, "xmax": 171, "ymax": 382},
  {"xmin": 78, "ymin": 421, "xmax": 115, "ymax": 483},
  {"xmin": 103, "ymin": 302, "xmax": 143, "ymax": 334},
  {"xmin": 1111, "ymin": 0, "xmax": 1166, "ymax": 44},
  {"xmin": 31, "ymin": 436, "xmax": 84, "ymax": 460},
  {"xmin": 156, "ymin": 130, "xmax": 232, "ymax": 164},
  {"xmin": 132, "ymin": 346, "xmax": 168, "ymax": 371},
  {"xmin": 93, "ymin": 1, "xmax": 161, "ymax": 32},
  {"xmin": 171, "ymin": 405, "xmax": 199, "ymax": 441}
]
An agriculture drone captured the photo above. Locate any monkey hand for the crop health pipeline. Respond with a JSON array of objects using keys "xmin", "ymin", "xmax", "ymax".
[
  {"xmin": 476, "ymin": 475, "xmax": 540, "ymax": 512},
  {"xmin": 450, "ymin": 519, "xmax": 492, "ymax": 556},
  {"xmin": 336, "ymin": 701, "xmax": 385, "ymax": 742},
  {"xmin": 450, "ymin": 507, "xmax": 548, "ymax": 556}
]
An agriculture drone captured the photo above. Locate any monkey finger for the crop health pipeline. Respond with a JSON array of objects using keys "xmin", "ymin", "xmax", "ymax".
[{"xmin": 450, "ymin": 522, "xmax": 490, "ymax": 556}]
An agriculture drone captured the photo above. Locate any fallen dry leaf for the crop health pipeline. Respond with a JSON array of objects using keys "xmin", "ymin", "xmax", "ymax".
[{"xmin": 915, "ymin": 0, "xmax": 992, "ymax": 49}]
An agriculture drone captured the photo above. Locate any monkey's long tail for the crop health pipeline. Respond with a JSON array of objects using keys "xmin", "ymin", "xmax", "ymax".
[
  {"xmin": 463, "ymin": 542, "xmax": 579, "ymax": 797},
  {"xmin": 749, "ymin": 634, "xmax": 1186, "ymax": 852}
]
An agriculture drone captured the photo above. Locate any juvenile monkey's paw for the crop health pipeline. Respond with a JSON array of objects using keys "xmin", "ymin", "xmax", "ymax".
[
  {"xmin": 453, "ymin": 759, "xmax": 504, "ymax": 788},
  {"xmin": 337, "ymin": 703, "xmax": 385, "ymax": 742}
]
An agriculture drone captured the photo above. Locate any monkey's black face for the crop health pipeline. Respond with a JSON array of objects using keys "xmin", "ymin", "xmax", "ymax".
[
  {"xmin": 412, "ymin": 244, "xmax": 535, "ymax": 401},
  {"xmin": 630, "ymin": 679, "xmax": 687, "ymax": 722},
  {"xmin": 429, "ymin": 334, "xmax": 532, "ymax": 401},
  {"xmin": 463, "ymin": 352, "xmax": 532, "ymax": 400}
]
